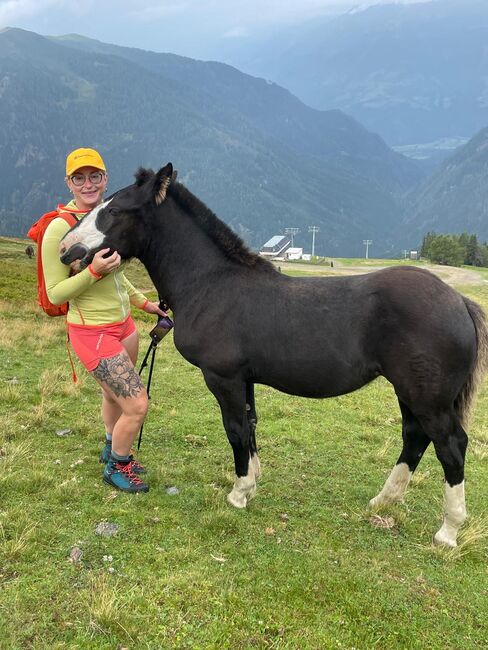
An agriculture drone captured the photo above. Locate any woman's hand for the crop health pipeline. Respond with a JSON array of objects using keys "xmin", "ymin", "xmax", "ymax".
[
  {"xmin": 143, "ymin": 301, "xmax": 167, "ymax": 317},
  {"xmin": 91, "ymin": 248, "xmax": 121, "ymax": 275}
]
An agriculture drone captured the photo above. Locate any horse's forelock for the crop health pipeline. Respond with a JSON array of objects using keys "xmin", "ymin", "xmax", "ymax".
[{"xmin": 135, "ymin": 167, "xmax": 155, "ymax": 186}]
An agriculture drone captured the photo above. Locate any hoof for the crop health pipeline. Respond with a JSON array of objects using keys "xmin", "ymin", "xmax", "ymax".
[
  {"xmin": 433, "ymin": 530, "xmax": 457, "ymax": 548},
  {"xmin": 227, "ymin": 474, "xmax": 256, "ymax": 509},
  {"xmin": 368, "ymin": 495, "xmax": 384, "ymax": 509},
  {"xmin": 227, "ymin": 490, "xmax": 247, "ymax": 508},
  {"xmin": 368, "ymin": 494, "xmax": 403, "ymax": 509}
]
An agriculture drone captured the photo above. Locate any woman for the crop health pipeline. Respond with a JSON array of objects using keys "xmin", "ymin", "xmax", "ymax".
[{"xmin": 42, "ymin": 147, "xmax": 165, "ymax": 493}]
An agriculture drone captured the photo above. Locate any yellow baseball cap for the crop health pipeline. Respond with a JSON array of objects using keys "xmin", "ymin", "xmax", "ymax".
[{"xmin": 66, "ymin": 148, "xmax": 106, "ymax": 176}]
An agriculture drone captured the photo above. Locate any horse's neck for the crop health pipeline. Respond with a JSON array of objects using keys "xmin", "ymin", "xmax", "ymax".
[{"xmin": 141, "ymin": 206, "xmax": 229, "ymax": 310}]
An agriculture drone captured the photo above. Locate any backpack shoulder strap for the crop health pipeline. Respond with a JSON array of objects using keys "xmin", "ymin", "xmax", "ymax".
[
  {"xmin": 28, "ymin": 210, "xmax": 80, "ymax": 242},
  {"xmin": 59, "ymin": 212, "xmax": 79, "ymax": 228},
  {"xmin": 27, "ymin": 210, "xmax": 61, "ymax": 242}
]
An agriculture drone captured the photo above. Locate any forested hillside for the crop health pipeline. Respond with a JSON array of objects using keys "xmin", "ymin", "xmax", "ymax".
[
  {"xmin": 0, "ymin": 27, "xmax": 421, "ymax": 257},
  {"xmin": 401, "ymin": 127, "xmax": 488, "ymax": 247}
]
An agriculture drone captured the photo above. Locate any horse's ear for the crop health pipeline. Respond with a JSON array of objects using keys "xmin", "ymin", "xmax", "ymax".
[
  {"xmin": 154, "ymin": 163, "xmax": 173, "ymax": 205},
  {"xmin": 171, "ymin": 170, "xmax": 178, "ymax": 183}
]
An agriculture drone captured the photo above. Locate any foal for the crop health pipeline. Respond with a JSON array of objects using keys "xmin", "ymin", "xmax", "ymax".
[{"xmin": 59, "ymin": 163, "xmax": 488, "ymax": 547}]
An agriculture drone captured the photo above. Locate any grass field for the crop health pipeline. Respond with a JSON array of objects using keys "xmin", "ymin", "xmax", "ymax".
[{"xmin": 1, "ymin": 239, "xmax": 487, "ymax": 649}]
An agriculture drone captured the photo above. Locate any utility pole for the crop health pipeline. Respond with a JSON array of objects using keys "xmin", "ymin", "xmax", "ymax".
[
  {"xmin": 309, "ymin": 226, "xmax": 320, "ymax": 257},
  {"xmin": 363, "ymin": 239, "xmax": 372, "ymax": 259},
  {"xmin": 284, "ymin": 228, "xmax": 300, "ymax": 247},
  {"xmin": 402, "ymin": 249, "xmax": 408, "ymax": 260}
]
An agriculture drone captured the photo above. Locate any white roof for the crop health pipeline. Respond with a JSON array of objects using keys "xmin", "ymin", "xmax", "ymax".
[{"xmin": 263, "ymin": 235, "xmax": 287, "ymax": 247}]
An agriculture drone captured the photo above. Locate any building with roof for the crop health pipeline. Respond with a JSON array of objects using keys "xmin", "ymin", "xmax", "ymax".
[
  {"xmin": 285, "ymin": 247, "xmax": 303, "ymax": 260},
  {"xmin": 259, "ymin": 235, "xmax": 291, "ymax": 259}
]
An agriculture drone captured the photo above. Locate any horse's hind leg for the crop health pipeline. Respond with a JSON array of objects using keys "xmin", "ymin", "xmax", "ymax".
[
  {"xmin": 419, "ymin": 411, "xmax": 468, "ymax": 548},
  {"xmin": 246, "ymin": 382, "xmax": 261, "ymax": 479},
  {"xmin": 204, "ymin": 371, "xmax": 256, "ymax": 508},
  {"xmin": 369, "ymin": 400, "xmax": 431, "ymax": 508}
]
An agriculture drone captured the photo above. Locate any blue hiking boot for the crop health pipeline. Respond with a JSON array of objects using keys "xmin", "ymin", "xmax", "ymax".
[{"xmin": 103, "ymin": 459, "xmax": 149, "ymax": 493}]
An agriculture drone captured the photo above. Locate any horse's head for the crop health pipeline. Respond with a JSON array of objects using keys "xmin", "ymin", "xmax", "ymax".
[{"xmin": 59, "ymin": 163, "xmax": 176, "ymax": 269}]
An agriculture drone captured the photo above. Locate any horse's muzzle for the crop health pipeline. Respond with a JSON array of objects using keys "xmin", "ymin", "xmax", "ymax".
[{"xmin": 60, "ymin": 243, "xmax": 90, "ymax": 266}]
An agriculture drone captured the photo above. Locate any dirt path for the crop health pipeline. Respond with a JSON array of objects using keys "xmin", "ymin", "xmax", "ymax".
[{"xmin": 275, "ymin": 261, "xmax": 485, "ymax": 287}]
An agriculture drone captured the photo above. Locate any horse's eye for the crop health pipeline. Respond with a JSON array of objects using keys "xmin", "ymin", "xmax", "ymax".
[{"xmin": 108, "ymin": 207, "xmax": 120, "ymax": 216}]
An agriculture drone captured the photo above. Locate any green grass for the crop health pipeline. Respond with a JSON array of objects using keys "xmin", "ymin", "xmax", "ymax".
[{"xmin": 1, "ymin": 239, "xmax": 488, "ymax": 649}]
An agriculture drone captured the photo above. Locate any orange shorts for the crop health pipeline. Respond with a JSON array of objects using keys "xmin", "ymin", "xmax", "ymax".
[{"xmin": 68, "ymin": 316, "xmax": 136, "ymax": 372}]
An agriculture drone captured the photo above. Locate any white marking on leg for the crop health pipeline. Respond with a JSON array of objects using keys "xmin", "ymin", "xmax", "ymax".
[
  {"xmin": 369, "ymin": 462, "xmax": 413, "ymax": 508},
  {"xmin": 434, "ymin": 481, "xmax": 466, "ymax": 548},
  {"xmin": 227, "ymin": 464, "xmax": 256, "ymax": 509},
  {"xmin": 250, "ymin": 453, "xmax": 261, "ymax": 479}
]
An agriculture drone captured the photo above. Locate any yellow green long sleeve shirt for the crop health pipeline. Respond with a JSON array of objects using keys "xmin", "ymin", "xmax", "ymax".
[{"xmin": 41, "ymin": 202, "xmax": 148, "ymax": 325}]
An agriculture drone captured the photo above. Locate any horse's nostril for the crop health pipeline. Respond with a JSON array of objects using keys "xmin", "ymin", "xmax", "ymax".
[{"xmin": 59, "ymin": 243, "xmax": 89, "ymax": 266}]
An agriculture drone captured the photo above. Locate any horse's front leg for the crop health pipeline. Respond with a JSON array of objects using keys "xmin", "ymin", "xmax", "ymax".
[
  {"xmin": 246, "ymin": 381, "xmax": 261, "ymax": 479},
  {"xmin": 204, "ymin": 371, "xmax": 256, "ymax": 508}
]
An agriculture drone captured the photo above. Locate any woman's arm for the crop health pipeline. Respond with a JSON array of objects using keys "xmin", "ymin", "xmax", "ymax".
[
  {"xmin": 122, "ymin": 274, "xmax": 167, "ymax": 316},
  {"xmin": 41, "ymin": 218, "xmax": 99, "ymax": 305}
]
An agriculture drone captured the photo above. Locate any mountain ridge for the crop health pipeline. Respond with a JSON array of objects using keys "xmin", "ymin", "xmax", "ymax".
[
  {"xmin": 0, "ymin": 27, "xmax": 421, "ymax": 257},
  {"xmin": 228, "ymin": 0, "xmax": 488, "ymax": 151}
]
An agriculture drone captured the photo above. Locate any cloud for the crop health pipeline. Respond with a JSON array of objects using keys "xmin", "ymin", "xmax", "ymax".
[
  {"xmin": 0, "ymin": 0, "xmax": 431, "ymax": 28},
  {"xmin": 127, "ymin": 1, "xmax": 188, "ymax": 22},
  {"xmin": 223, "ymin": 25, "xmax": 249, "ymax": 39},
  {"xmin": 0, "ymin": 0, "xmax": 437, "ymax": 50},
  {"xmin": 0, "ymin": 0, "xmax": 65, "ymax": 23},
  {"xmin": 0, "ymin": 0, "xmax": 188, "ymax": 25}
]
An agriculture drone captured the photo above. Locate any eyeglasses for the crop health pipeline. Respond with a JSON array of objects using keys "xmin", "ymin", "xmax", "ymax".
[{"xmin": 70, "ymin": 171, "xmax": 105, "ymax": 187}]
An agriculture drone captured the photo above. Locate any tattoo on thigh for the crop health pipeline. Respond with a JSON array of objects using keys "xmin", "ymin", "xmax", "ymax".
[{"xmin": 92, "ymin": 353, "xmax": 144, "ymax": 398}]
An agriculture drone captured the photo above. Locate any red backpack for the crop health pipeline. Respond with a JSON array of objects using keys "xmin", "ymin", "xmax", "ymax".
[{"xmin": 27, "ymin": 208, "xmax": 80, "ymax": 316}]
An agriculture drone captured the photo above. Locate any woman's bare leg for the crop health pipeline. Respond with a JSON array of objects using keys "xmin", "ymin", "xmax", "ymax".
[
  {"xmin": 100, "ymin": 330, "xmax": 140, "ymax": 438},
  {"xmin": 92, "ymin": 348, "xmax": 148, "ymax": 456}
]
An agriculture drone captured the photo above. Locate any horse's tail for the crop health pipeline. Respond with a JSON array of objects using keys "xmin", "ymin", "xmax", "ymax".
[{"xmin": 455, "ymin": 296, "xmax": 488, "ymax": 427}]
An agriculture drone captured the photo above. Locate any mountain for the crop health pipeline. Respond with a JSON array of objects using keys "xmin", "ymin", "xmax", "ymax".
[
  {"xmin": 54, "ymin": 33, "xmax": 420, "ymax": 195},
  {"xmin": 229, "ymin": 0, "xmax": 488, "ymax": 152},
  {"xmin": 401, "ymin": 126, "xmax": 488, "ymax": 247},
  {"xmin": 0, "ymin": 27, "xmax": 421, "ymax": 257}
]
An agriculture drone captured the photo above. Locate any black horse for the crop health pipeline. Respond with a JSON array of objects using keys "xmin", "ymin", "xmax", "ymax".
[{"xmin": 60, "ymin": 163, "xmax": 488, "ymax": 547}]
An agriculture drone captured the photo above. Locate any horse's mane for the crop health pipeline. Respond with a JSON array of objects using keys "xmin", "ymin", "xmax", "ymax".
[
  {"xmin": 136, "ymin": 168, "xmax": 274, "ymax": 270},
  {"xmin": 171, "ymin": 182, "xmax": 275, "ymax": 270}
]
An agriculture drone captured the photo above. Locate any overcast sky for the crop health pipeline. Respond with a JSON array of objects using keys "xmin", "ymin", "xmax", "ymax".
[{"xmin": 0, "ymin": 0, "xmax": 434, "ymax": 59}]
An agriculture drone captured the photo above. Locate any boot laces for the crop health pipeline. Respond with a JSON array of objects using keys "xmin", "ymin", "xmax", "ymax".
[
  {"xmin": 128, "ymin": 457, "xmax": 144, "ymax": 472},
  {"xmin": 115, "ymin": 461, "xmax": 144, "ymax": 485}
]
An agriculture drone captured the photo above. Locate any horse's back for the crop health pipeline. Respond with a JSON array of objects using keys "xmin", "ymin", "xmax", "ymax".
[{"xmin": 245, "ymin": 266, "xmax": 477, "ymax": 402}]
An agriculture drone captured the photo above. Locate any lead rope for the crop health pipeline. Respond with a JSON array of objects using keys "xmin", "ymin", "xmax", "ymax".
[
  {"xmin": 136, "ymin": 299, "xmax": 171, "ymax": 450},
  {"xmin": 136, "ymin": 336, "xmax": 158, "ymax": 450}
]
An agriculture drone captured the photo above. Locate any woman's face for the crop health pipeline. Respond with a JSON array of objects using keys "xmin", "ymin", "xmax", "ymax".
[{"xmin": 66, "ymin": 165, "xmax": 108, "ymax": 211}]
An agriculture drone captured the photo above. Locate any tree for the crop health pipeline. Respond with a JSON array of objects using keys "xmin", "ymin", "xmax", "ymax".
[
  {"xmin": 427, "ymin": 235, "xmax": 464, "ymax": 266},
  {"xmin": 458, "ymin": 232, "xmax": 470, "ymax": 264},
  {"xmin": 420, "ymin": 231, "xmax": 436, "ymax": 258},
  {"xmin": 466, "ymin": 234, "xmax": 479, "ymax": 266},
  {"xmin": 478, "ymin": 243, "xmax": 488, "ymax": 267}
]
